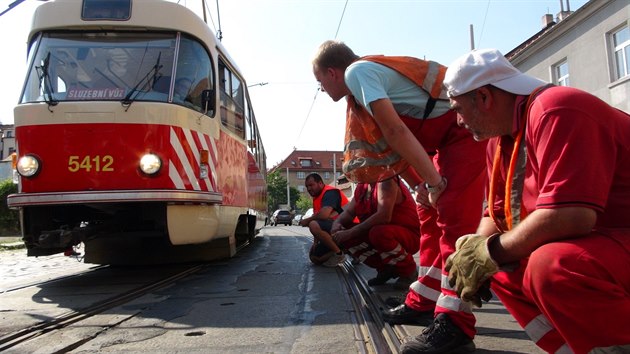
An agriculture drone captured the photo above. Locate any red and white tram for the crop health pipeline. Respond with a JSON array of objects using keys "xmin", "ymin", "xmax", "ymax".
[{"xmin": 8, "ymin": 0, "xmax": 267, "ymax": 264}]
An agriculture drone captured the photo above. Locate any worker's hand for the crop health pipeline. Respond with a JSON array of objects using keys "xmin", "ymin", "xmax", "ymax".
[
  {"xmin": 330, "ymin": 222, "xmax": 344, "ymax": 235},
  {"xmin": 332, "ymin": 229, "xmax": 352, "ymax": 245},
  {"xmin": 468, "ymin": 280, "xmax": 493, "ymax": 308},
  {"xmin": 427, "ymin": 177, "xmax": 447, "ymax": 208},
  {"xmin": 428, "ymin": 188, "xmax": 445, "ymax": 208},
  {"xmin": 445, "ymin": 234, "xmax": 500, "ymax": 307},
  {"xmin": 415, "ymin": 185, "xmax": 431, "ymax": 209}
]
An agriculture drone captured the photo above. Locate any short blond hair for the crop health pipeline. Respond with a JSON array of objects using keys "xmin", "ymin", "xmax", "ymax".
[{"xmin": 312, "ymin": 40, "xmax": 359, "ymax": 71}]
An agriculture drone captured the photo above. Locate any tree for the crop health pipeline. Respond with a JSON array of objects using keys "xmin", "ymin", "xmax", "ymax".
[
  {"xmin": 266, "ymin": 170, "xmax": 300, "ymax": 213},
  {"xmin": 295, "ymin": 193, "xmax": 313, "ymax": 213},
  {"xmin": 0, "ymin": 179, "xmax": 19, "ymax": 234}
]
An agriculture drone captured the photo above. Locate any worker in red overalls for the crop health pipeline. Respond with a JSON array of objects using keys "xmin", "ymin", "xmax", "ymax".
[
  {"xmin": 331, "ymin": 177, "xmax": 420, "ymax": 289},
  {"xmin": 442, "ymin": 48, "xmax": 630, "ymax": 354},
  {"xmin": 312, "ymin": 40, "xmax": 487, "ymax": 353}
]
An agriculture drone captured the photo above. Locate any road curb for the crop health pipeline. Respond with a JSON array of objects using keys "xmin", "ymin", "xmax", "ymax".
[
  {"xmin": 0, "ymin": 242, "xmax": 24, "ymax": 250},
  {"xmin": 0, "ymin": 239, "xmax": 25, "ymax": 250}
]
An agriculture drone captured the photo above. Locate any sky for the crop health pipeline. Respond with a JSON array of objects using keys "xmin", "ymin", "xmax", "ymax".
[{"xmin": 0, "ymin": 0, "xmax": 589, "ymax": 168}]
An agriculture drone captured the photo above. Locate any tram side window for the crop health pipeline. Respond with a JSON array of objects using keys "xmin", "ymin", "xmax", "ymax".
[
  {"xmin": 174, "ymin": 36, "xmax": 214, "ymax": 115},
  {"xmin": 245, "ymin": 99, "xmax": 255, "ymax": 158},
  {"xmin": 218, "ymin": 59, "xmax": 245, "ymax": 138}
]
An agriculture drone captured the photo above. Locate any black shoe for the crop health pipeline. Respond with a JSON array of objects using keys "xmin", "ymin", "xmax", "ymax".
[
  {"xmin": 384, "ymin": 295, "xmax": 406, "ymax": 308},
  {"xmin": 382, "ymin": 304, "xmax": 434, "ymax": 325},
  {"xmin": 367, "ymin": 266, "xmax": 397, "ymax": 286},
  {"xmin": 400, "ymin": 313, "xmax": 475, "ymax": 354}
]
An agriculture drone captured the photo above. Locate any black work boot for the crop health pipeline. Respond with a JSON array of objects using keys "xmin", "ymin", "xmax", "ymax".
[
  {"xmin": 382, "ymin": 304, "xmax": 434, "ymax": 325},
  {"xmin": 367, "ymin": 266, "xmax": 397, "ymax": 286},
  {"xmin": 400, "ymin": 313, "xmax": 475, "ymax": 354},
  {"xmin": 384, "ymin": 295, "xmax": 406, "ymax": 308}
]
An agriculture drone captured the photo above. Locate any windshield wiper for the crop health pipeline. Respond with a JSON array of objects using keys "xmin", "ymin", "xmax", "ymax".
[
  {"xmin": 35, "ymin": 52, "xmax": 59, "ymax": 108},
  {"xmin": 121, "ymin": 52, "xmax": 162, "ymax": 108}
]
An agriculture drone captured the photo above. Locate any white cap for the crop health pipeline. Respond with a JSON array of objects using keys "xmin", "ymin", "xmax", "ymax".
[{"xmin": 444, "ymin": 48, "xmax": 548, "ymax": 97}]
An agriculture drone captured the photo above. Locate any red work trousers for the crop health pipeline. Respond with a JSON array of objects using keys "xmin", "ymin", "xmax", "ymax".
[
  {"xmin": 491, "ymin": 231, "xmax": 630, "ymax": 353},
  {"xmin": 343, "ymin": 224, "xmax": 419, "ymax": 278},
  {"xmin": 404, "ymin": 133, "xmax": 487, "ymax": 339}
]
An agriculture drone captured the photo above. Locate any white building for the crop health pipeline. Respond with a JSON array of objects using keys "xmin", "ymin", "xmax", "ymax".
[{"xmin": 506, "ymin": 0, "xmax": 629, "ymax": 113}]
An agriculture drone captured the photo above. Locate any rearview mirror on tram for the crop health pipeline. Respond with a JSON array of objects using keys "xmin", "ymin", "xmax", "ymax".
[{"xmin": 201, "ymin": 89, "xmax": 215, "ymax": 115}]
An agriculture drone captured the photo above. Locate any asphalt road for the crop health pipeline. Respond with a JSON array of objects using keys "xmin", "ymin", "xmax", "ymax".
[{"xmin": 0, "ymin": 227, "xmax": 542, "ymax": 353}]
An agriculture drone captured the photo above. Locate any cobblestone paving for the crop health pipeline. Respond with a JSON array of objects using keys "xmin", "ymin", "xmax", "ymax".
[{"xmin": 1, "ymin": 244, "xmax": 95, "ymax": 292}]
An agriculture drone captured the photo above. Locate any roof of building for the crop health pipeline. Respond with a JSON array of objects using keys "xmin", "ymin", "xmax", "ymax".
[
  {"xmin": 269, "ymin": 149, "xmax": 344, "ymax": 173},
  {"xmin": 505, "ymin": 0, "xmax": 601, "ymax": 61}
]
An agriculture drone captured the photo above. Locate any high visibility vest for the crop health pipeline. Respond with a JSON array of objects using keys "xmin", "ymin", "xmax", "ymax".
[
  {"xmin": 362, "ymin": 55, "xmax": 448, "ymax": 100},
  {"xmin": 313, "ymin": 184, "xmax": 349, "ymax": 219},
  {"xmin": 342, "ymin": 56, "xmax": 447, "ymax": 183}
]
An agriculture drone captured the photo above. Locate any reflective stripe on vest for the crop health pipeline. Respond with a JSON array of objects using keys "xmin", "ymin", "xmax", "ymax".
[
  {"xmin": 343, "ymin": 98, "xmax": 409, "ymax": 183},
  {"xmin": 361, "ymin": 55, "xmax": 448, "ymax": 99}
]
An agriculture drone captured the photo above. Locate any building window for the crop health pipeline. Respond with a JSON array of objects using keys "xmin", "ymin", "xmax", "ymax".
[
  {"xmin": 297, "ymin": 171, "xmax": 306, "ymax": 179},
  {"xmin": 553, "ymin": 60, "xmax": 570, "ymax": 86},
  {"xmin": 324, "ymin": 172, "xmax": 330, "ymax": 179},
  {"xmin": 298, "ymin": 185, "xmax": 305, "ymax": 193},
  {"xmin": 612, "ymin": 25, "xmax": 630, "ymax": 80},
  {"xmin": 299, "ymin": 159, "xmax": 312, "ymax": 167}
]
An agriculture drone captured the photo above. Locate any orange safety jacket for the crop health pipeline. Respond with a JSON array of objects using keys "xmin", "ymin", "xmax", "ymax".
[
  {"xmin": 313, "ymin": 184, "xmax": 349, "ymax": 220},
  {"xmin": 342, "ymin": 55, "xmax": 448, "ymax": 183}
]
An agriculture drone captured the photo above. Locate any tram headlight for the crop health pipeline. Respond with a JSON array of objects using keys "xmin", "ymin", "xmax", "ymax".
[
  {"xmin": 16, "ymin": 155, "xmax": 40, "ymax": 177},
  {"xmin": 139, "ymin": 153, "xmax": 161, "ymax": 175}
]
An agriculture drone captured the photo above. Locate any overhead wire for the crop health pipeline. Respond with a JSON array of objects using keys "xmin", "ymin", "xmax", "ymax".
[
  {"xmin": 294, "ymin": 0, "xmax": 349, "ymax": 148},
  {"xmin": 178, "ymin": 0, "xmax": 219, "ymax": 36},
  {"xmin": 334, "ymin": 0, "xmax": 350, "ymax": 39},
  {"xmin": 476, "ymin": 0, "xmax": 491, "ymax": 48},
  {"xmin": 0, "ymin": 0, "xmax": 26, "ymax": 18},
  {"xmin": 205, "ymin": 3, "xmax": 218, "ymax": 35}
]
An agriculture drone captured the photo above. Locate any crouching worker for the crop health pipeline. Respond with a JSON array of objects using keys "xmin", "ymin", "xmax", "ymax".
[
  {"xmin": 441, "ymin": 48, "xmax": 630, "ymax": 354},
  {"xmin": 300, "ymin": 173, "xmax": 349, "ymax": 267},
  {"xmin": 331, "ymin": 176, "xmax": 420, "ymax": 289}
]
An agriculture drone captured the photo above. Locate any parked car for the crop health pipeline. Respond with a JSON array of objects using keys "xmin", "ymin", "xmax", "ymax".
[
  {"xmin": 292, "ymin": 214, "xmax": 303, "ymax": 225},
  {"xmin": 271, "ymin": 209, "xmax": 292, "ymax": 226}
]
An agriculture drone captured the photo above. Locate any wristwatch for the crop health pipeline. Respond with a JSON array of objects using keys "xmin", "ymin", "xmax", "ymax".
[{"xmin": 425, "ymin": 176, "xmax": 447, "ymax": 194}]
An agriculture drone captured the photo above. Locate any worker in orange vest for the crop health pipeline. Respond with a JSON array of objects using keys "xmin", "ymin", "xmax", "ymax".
[
  {"xmin": 299, "ymin": 173, "xmax": 349, "ymax": 267},
  {"xmin": 312, "ymin": 40, "xmax": 487, "ymax": 354}
]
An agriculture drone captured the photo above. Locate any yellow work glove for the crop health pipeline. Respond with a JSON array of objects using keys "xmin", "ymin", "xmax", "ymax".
[{"xmin": 445, "ymin": 234, "xmax": 500, "ymax": 308}]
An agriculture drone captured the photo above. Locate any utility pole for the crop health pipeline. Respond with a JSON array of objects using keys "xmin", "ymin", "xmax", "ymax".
[
  {"xmin": 286, "ymin": 167, "xmax": 290, "ymax": 207},
  {"xmin": 333, "ymin": 153, "xmax": 337, "ymax": 186}
]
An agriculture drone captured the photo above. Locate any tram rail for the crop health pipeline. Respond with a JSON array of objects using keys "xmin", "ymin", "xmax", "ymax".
[
  {"xmin": 338, "ymin": 260, "xmax": 409, "ymax": 354},
  {"xmin": 0, "ymin": 264, "xmax": 206, "ymax": 352},
  {"xmin": 1, "ymin": 265, "xmax": 109, "ymax": 294}
]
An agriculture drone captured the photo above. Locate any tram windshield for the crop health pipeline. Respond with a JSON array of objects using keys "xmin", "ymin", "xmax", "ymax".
[{"xmin": 21, "ymin": 31, "xmax": 214, "ymax": 112}]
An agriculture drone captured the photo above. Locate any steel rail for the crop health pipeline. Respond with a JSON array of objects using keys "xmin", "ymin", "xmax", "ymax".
[
  {"xmin": 0, "ymin": 263, "xmax": 206, "ymax": 351},
  {"xmin": 338, "ymin": 260, "xmax": 403, "ymax": 354},
  {"xmin": 0, "ymin": 265, "xmax": 109, "ymax": 294}
]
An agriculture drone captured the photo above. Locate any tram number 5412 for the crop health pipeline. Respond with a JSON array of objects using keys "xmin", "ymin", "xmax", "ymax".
[{"xmin": 68, "ymin": 155, "xmax": 114, "ymax": 172}]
